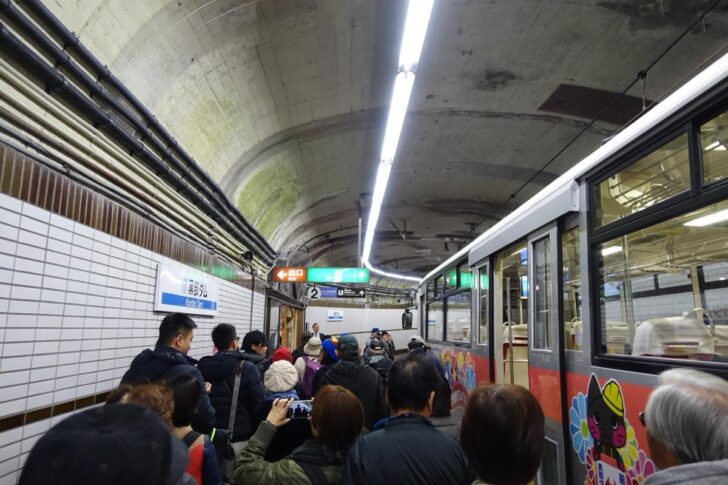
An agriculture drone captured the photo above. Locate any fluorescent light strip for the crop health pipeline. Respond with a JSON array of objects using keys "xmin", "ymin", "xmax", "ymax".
[
  {"xmin": 684, "ymin": 208, "xmax": 728, "ymax": 227},
  {"xmin": 361, "ymin": 0, "xmax": 435, "ymax": 283},
  {"xmin": 601, "ymin": 246, "xmax": 623, "ymax": 256}
]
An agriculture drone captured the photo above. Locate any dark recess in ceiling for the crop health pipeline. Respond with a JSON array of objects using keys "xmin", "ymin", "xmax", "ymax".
[{"xmin": 538, "ymin": 83, "xmax": 653, "ymax": 126}]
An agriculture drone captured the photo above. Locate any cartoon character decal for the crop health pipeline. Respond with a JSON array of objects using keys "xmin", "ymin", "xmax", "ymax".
[
  {"xmin": 587, "ymin": 377, "xmax": 627, "ymax": 470},
  {"xmin": 441, "ymin": 350, "xmax": 476, "ymax": 408},
  {"xmin": 569, "ymin": 375, "xmax": 655, "ymax": 485}
]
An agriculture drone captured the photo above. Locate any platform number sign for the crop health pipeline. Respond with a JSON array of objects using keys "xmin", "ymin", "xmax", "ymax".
[{"xmin": 307, "ymin": 286, "xmax": 321, "ymax": 300}]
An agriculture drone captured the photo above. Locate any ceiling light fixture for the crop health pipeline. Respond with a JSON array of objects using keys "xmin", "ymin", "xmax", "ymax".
[
  {"xmin": 361, "ymin": 0, "xmax": 435, "ymax": 283},
  {"xmin": 684, "ymin": 207, "xmax": 728, "ymax": 227},
  {"xmin": 601, "ymin": 246, "xmax": 623, "ymax": 256}
]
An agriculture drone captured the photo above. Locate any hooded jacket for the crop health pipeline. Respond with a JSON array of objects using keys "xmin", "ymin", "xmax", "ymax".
[
  {"xmin": 197, "ymin": 350, "xmax": 264, "ymax": 441},
  {"xmin": 342, "ymin": 414, "xmax": 471, "ymax": 485},
  {"xmin": 121, "ymin": 345, "xmax": 215, "ymax": 433},
  {"xmin": 234, "ymin": 421, "xmax": 346, "ymax": 485},
  {"xmin": 319, "ymin": 358, "xmax": 386, "ymax": 430},
  {"xmin": 643, "ymin": 459, "xmax": 728, "ymax": 485}
]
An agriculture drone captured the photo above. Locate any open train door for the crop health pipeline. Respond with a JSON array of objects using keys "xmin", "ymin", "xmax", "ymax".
[{"xmin": 527, "ymin": 223, "xmax": 568, "ymax": 485}]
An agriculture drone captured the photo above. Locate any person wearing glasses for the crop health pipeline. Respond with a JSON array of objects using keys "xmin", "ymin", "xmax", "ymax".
[
  {"xmin": 198, "ymin": 323, "xmax": 265, "ymax": 442},
  {"xmin": 640, "ymin": 368, "xmax": 728, "ymax": 485}
]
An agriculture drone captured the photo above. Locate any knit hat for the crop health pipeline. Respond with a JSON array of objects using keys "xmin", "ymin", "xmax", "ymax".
[
  {"xmin": 322, "ymin": 338, "xmax": 339, "ymax": 363},
  {"xmin": 409, "ymin": 335, "xmax": 425, "ymax": 345},
  {"xmin": 371, "ymin": 327, "xmax": 380, "ymax": 333},
  {"xmin": 271, "ymin": 347, "xmax": 292, "ymax": 363},
  {"xmin": 264, "ymin": 360, "xmax": 299, "ymax": 392},
  {"xmin": 19, "ymin": 404, "xmax": 189, "ymax": 485},
  {"xmin": 338, "ymin": 334, "xmax": 359, "ymax": 352},
  {"xmin": 304, "ymin": 337, "xmax": 322, "ymax": 357}
]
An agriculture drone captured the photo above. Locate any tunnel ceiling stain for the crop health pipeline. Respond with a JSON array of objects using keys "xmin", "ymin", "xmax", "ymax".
[{"xmin": 46, "ymin": 0, "xmax": 728, "ymax": 281}]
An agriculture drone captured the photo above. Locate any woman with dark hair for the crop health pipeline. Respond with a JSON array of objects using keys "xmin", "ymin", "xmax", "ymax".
[
  {"xmin": 168, "ymin": 374, "xmax": 223, "ymax": 485},
  {"xmin": 234, "ymin": 385, "xmax": 365, "ymax": 485},
  {"xmin": 460, "ymin": 384, "xmax": 545, "ymax": 485}
]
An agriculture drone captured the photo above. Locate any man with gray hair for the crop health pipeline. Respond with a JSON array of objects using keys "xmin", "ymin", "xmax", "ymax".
[{"xmin": 642, "ymin": 368, "xmax": 728, "ymax": 484}]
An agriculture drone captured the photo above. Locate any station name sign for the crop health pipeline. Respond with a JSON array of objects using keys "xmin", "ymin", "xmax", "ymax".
[
  {"xmin": 154, "ymin": 263, "xmax": 219, "ymax": 316},
  {"xmin": 273, "ymin": 267, "xmax": 370, "ymax": 284}
]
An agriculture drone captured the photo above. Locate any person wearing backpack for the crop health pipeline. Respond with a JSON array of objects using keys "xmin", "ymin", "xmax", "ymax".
[
  {"xmin": 366, "ymin": 338, "xmax": 393, "ymax": 385},
  {"xmin": 294, "ymin": 337, "xmax": 322, "ymax": 399},
  {"xmin": 234, "ymin": 385, "xmax": 365, "ymax": 485},
  {"xmin": 169, "ymin": 374, "xmax": 223, "ymax": 485}
]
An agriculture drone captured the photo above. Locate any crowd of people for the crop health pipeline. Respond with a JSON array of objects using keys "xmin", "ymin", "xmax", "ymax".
[{"xmin": 18, "ymin": 313, "xmax": 728, "ymax": 485}]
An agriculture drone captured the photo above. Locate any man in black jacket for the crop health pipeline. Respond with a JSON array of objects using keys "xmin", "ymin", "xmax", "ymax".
[
  {"xmin": 343, "ymin": 354, "xmax": 471, "ymax": 485},
  {"xmin": 319, "ymin": 334, "xmax": 386, "ymax": 430},
  {"xmin": 240, "ymin": 330, "xmax": 271, "ymax": 376},
  {"xmin": 121, "ymin": 313, "xmax": 215, "ymax": 434},
  {"xmin": 198, "ymin": 323, "xmax": 265, "ymax": 441}
]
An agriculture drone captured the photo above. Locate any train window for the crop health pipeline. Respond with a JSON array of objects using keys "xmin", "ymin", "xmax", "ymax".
[
  {"xmin": 700, "ymin": 110, "xmax": 728, "ymax": 186},
  {"xmin": 435, "ymin": 275, "xmax": 444, "ymax": 298},
  {"xmin": 426, "ymin": 300, "xmax": 444, "ymax": 341},
  {"xmin": 446, "ymin": 291, "xmax": 471, "ymax": 342},
  {"xmin": 457, "ymin": 263, "xmax": 471, "ymax": 288},
  {"xmin": 479, "ymin": 265, "xmax": 489, "ymax": 345},
  {"xmin": 532, "ymin": 237, "xmax": 552, "ymax": 350},
  {"xmin": 595, "ymin": 133, "xmax": 690, "ymax": 227},
  {"xmin": 562, "ymin": 227, "xmax": 582, "ymax": 351},
  {"xmin": 444, "ymin": 268, "xmax": 455, "ymax": 291},
  {"xmin": 597, "ymin": 198, "xmax": 728, "ymax": 362}
]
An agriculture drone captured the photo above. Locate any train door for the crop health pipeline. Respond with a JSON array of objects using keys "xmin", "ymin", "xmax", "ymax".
[
  {"xmin": 472, "ymin": 261, "xmax": 492, "ymax": 383},
  {"xmin": 493, "ymin": 239, "xmax": 529, "ymax": 386},
  {"xmin": 528, "ymin": 224, "xmax": 568, "ymax": 484}
]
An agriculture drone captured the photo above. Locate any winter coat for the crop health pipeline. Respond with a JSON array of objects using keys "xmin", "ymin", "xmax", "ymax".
[
  {"xmin": 121, "ymin": 345, "xmax": 215, "ymax": 433},
  {"xmin": 643, "ymin": 459, "xmax": 728, "ymax": 485},
  {"xmin": 240, "ymin": 350, "xmax": 271, "ymax": 376},
  {"xmin": 254, "ymin": 390, "xmax": 312, "ymax": 462},
  {"xmin": 409, "ymin": 346, "xmax": 445, "ymax": 375},
  {"xmin": 367, "ymin": 355, "xmax": 393, "ymax": 383},
  {"xmin": 234, "ymin": 421, "xmax": 346, "ymax": 485},
  {"xmin": 429, "ymin": 415, "xmax": 461, "ymax": 439},
  {"xmin": 311, "ymin": 365, "xmax": 332, "ymax": 397},
  {"xmin": 197, "ymin": 350, "xmax": 264, "ymax": 441},
  {"xmin": 343, "ymin": 414, "xmax": 471, "ymax": 485},
  {"xmin": 319, "ymin": 359, "xmax": 386, "ymax": 431},
  {"xmin": 384, "ymin": 339, "xmax": 396, "ymax": 359}
]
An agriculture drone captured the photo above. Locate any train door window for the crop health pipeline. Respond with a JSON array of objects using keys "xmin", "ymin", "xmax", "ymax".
[
  {"xmin": 597, "ymin": 198, "xmax": 728, "ymax": 361},
  {"xmin": 457, "ymin": 263, "xmax": 472, "ymax": 288},
  {"xmin": 427, "ymin": 300, "xmax": 444, "ymax": 341},
  {"xmin": 532, "ymin": 237, "xmax": 552, "ymax": 350},
  {"xmin": 446, "ymin": 291, "xmax": 471, "ymax": 342},
  {"xmin": 494, "ymin": 240, "xmax": 529, "ymax": 388},
  {"xmin": 562, "ymin": 226, "xmax": 582, "ymax": 350},
  {"xmin": 435, "ymin": 275, "xmax": 444, "ymax": 297},
  {"xmin": 700, "ymin": 109, "xmax": 728, "ymax": 186},
  {"xmin": 478, "ymin": 263, "xmax": 489, "ymax": 345},
  {"xmin": 595, "ymin": 133, "xmax": 690, "ymax": 227}
]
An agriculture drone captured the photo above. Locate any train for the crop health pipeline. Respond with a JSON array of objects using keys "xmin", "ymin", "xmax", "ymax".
[{"xmin": 417, "ymin": 50, "xmax": 728, "ymax": 484}]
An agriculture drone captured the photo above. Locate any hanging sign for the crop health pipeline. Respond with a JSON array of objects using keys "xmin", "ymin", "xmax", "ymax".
[
  {"xmin": 307, "ymin": 268, "xmax": 370, "ymax": 284},
  {"xmin": 272, "ymin": 266, "xmax": 307, "ymax": 283},
  {"xmin": 336, "ymin": 288, "xmax": 366, "ymax": 298},
  {"xmin": 154, "ymin": 263, "xmax": 219, "ymax": 316}
]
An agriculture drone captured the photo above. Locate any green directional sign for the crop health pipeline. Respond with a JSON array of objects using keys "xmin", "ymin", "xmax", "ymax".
[{"xmin": 307, "ymin": 267, "xmax": 370, "ymax": 284}]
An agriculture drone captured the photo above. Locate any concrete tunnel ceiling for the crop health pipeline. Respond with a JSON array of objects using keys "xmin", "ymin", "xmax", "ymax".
[{"xmin": 47, "ymin": 0, "xmax": 728, "ymax": 282}]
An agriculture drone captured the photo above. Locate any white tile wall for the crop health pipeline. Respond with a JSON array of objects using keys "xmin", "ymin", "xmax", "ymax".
[
  {"xmin": 0, "ymin": 193, "xmax": 266, "ymax": 483},
  {"xmin": 305, "ymin": 305, "xmax": 419, "ymax": 350}
]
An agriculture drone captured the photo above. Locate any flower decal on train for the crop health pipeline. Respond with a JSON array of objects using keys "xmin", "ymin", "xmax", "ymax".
[
  {"xmin": 572, "ymin": 375, "xmax": 656, "ymax": 485},
  {"xmin": 626, "ymin": 450, "xmax": 656, "ymax": 485},
  {"xmin": 569, "ymin": 392, "xmax": 593, "ymax": 463}
]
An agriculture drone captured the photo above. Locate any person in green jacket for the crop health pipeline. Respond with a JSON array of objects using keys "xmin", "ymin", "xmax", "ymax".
[{"xmin": 234, "ymin": 385, "xmax": 364, "ymax": 485}]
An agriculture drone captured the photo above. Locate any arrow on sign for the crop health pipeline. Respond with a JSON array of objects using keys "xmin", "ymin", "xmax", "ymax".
[{"xmin": 277, "ymin": 269, "xmax": 287, "ymax": 280}]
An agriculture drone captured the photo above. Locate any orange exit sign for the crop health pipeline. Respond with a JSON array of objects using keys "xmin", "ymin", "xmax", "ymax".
[{"xmin": 272, "ymin": 266, "xmax": 307, "ymax": 283}]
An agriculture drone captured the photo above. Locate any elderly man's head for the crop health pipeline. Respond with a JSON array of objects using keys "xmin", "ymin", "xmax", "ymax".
[{"xmin": 644, "ymin": 368, "xmax": 728, "ymax": 470}]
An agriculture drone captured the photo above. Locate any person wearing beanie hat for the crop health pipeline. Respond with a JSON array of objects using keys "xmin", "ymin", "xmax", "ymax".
[
  {"xmin": 271, "ymin": 347, "xmax": 293, "ymax": 363},
  {"xmin": 19, "ymin": 403, "xmax": 194, "ymax": 485},
  {"xmin": 311, "ymin": 338, "xmax": 340, "ymax": 396},
  {"xmin": 255, "ymin": 360, "xmax": 311, "ymax": 461},
  {"xmin": 292, "ymin": 331, "xmax": 313, "ymax": 362},
  {"xmin": 294, "ymin": 337, "xmax": 323, "ymax": 398},
  {"xmin": 320, "ymin": 333, "xmax": 387, "ymax": 430}
]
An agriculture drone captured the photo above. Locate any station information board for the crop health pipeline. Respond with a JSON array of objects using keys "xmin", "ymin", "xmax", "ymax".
[{"xmin": 307, "ymin": 267, "xmax": 369, "ymax": 284}]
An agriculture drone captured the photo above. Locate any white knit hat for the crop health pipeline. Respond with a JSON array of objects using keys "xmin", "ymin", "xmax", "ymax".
[{"xmin": 264, "ymin": 360, "xmax": 299, "ymax": 392}]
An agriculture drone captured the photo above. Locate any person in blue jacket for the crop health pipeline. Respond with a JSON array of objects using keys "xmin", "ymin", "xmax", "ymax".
[{"xmin": 121, "ymin": 313, "xmax": 215, "ymax": 433}]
